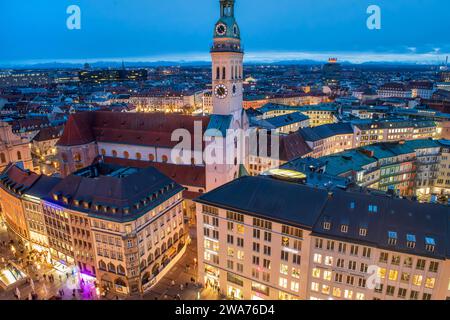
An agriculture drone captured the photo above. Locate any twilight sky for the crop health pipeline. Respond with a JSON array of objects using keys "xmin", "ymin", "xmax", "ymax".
[{"xmin": 0, "ymin": 0, "xmax": 449, "ymax": 65}]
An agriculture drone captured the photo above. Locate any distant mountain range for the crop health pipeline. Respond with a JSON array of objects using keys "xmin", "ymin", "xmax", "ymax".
[{"xmin": 0, "ymin": 58, "xmax": 445, "ymax": 70}]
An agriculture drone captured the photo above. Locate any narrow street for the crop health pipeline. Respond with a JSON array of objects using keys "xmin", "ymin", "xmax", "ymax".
[
  {"xmin": 139, "ymin": 226, "xmax": 222, "ymax": 300},
  {"xmin": 0, "ymin": 219, "xmax": 100, "ymax": 300},
  {"xmin": 0, "ymin": 218, "xmax": 216, "ymax": 300}
]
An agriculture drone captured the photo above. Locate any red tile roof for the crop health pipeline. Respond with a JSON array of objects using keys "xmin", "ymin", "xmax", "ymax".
[
  {"xmin": 0, "ymin": 164, "xmax": 40, "ymax": 195},
  {"xmin": 57, "ymin": 112, "xmax": 96, "ymax": 146},
  {"xmin": 279, "ymin": 133, "xmax": 312, "ymax": 161},
  {"xmin": 57, "ymin": 111, "xmax": 210, "ymax": 148}
]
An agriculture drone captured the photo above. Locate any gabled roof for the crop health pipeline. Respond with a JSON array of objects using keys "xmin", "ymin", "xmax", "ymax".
[{"xmin": 57, "ymin": 111, "xmax": 211, "ymax": 148}]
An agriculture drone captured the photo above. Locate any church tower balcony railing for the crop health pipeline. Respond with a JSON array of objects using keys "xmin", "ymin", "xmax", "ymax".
[{"xmin": 210, "ymin": 42, "xmax": 244, "ymax": 53}]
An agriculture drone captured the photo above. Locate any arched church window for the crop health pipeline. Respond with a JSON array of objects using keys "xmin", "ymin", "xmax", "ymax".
[
  {"xmin": 123, "ymin": 151, "xmax": 129, "ymax": 159},
  {"xmin": 0, "ymin": 153, "xmax": 6, "ymax": 163},
  {"xmin": 222, "ymin": 67, "xmax": 226, "ymax": 80},
  {"xmin": 17, "ymin": 151, "xmax": 22, "ymax": 161},
  {"xmin": 216, "ymin": 67, "xmax": 220, "ymax": 80}
]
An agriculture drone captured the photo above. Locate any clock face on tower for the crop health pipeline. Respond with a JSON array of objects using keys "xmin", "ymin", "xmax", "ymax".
[
  {"xmin": 214, "ymin": 84, "xmax": 228, "ymax": 99},
  {"xmin": 216, "ymin": 23, "xmax": 227, "ymax": 36}
]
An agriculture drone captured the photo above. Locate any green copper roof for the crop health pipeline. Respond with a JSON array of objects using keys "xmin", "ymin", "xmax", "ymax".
[{"xmin": 214, "ymin": 16, "xmax": 240, "ymax": 39}]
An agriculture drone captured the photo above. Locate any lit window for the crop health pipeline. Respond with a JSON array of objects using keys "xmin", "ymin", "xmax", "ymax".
[
  {"xmin": 344, "ymin": 289, "xmax": 353, "ymax": 299},
  {"xmin": 412, "ymin": 275, "xmax": 422, "ymax": 286},
  {"xmin": 332, "ymin": 287, "xmax": 341, "ymax": 297},
  {"xmin": 280, "ymin": 264, "xmax": 288, "ymax": 275},
  {"xmin": 388, "ymin": 270, "xmax": 398, "ymax": 281},
  {"xmin": 313, "ymin": 253, "xmax": 322, "ymax": 264},
  {"xmin": 312, "ymin": 268, "xmax": 321, "ymax": 278},
  {"xmin": 323, "ymin": 271, "xmax": 332, "ymax": 281},
  {"xmin": 322, "ymin": 285, "xmax": 330, "ymax": 295},
  {"xmin": 292, "ymin": 268, "xmax": 300, "ymax": 279},
  {"xmin": 311, "ymin": 282, "xmax": 319, "ymax": 292},
  {"xmin": 425, "ymin": 277, "xmax": 435, "ymax": 289},
  {"xmin": 291, "ymin": 281, "xmax": 299, "ymax": 292},
  {"xmin": 279, "ymin": 277, "xmax": 288, "ymax": 289}
]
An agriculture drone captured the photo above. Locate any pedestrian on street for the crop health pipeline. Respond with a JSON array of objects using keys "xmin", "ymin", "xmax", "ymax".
[
  {"xmin": 180, "ymin": 284, "xmax": 184, "ymax": 291},
  {"xmin": 171, "ymin": 280, "xmax": 175, "ymax": 286}
]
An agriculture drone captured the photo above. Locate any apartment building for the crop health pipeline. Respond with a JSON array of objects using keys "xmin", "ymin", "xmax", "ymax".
[
  {"xmin": 435, "ymin": 140, "xmax": 450, "ymax": 195},
  {"xmin": 299, "ymin": 123, "xmax": 354, "ymax": 158},
  {"xmin": 353, "ymin": 119, "xmax": 438, "ymax": 147},
  {"xmin": 0, "ymin": 162, "xmax": 188, "ymax": 297},
  {"xmin": 194, "ymin": 175, "xmax": 450, "ymax": 300}
]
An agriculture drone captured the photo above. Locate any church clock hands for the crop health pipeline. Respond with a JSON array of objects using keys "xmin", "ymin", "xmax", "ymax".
[{"xmin": 214, "ymin": 84, "xmax": 228, "ymax": 99}]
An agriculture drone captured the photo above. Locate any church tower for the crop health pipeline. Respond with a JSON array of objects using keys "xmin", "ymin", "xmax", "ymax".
[
  {"xmin": 211, "ymin": 0, "xmax": 244, "ymax": 127},
  {"xmin": 205, "ymin": 0, "xmax": 247, "ymax": 192}
]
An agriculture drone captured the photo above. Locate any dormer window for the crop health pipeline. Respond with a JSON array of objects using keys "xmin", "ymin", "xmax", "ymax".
[
  {"xmin": 406, "ymin": 234, "xmax": 416, "ymax": 248},
  {"xmin": 323, "ymin": 221, "xmax": 331, "ymax": 230},
  {"xmin": 425, "ymin": 237, "xmax": 436, "ymax": 252},
  {"xmin": 388, "ymin": 231, "xmax": 397, "ymax": 245},
  {"xmin": 340, "ymin": 224, "xmax": 348, "ymax": 233}
]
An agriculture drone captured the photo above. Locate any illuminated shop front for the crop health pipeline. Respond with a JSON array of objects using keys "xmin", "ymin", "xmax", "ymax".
[
  {"xmin": 227, "ymin": 285, "xmax": 243, "ymax": 300},
  {"xmin": 204, "ymin": 264, "xmax": 220, "ymax": 287}
]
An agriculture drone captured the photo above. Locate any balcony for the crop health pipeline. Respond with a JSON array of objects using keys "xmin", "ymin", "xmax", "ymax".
[{"xmin": 210, "ymin": 43, "xmax": 244, "ymax": 53}]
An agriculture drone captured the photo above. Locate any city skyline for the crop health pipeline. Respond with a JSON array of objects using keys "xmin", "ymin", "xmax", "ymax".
[
  {"xmin": 0, "ymin": 0, "xmax": 449, "ymax": 304},
  {"xmin": 0, "ymin": 0, "xmax": 449, "ymax": 66}
]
